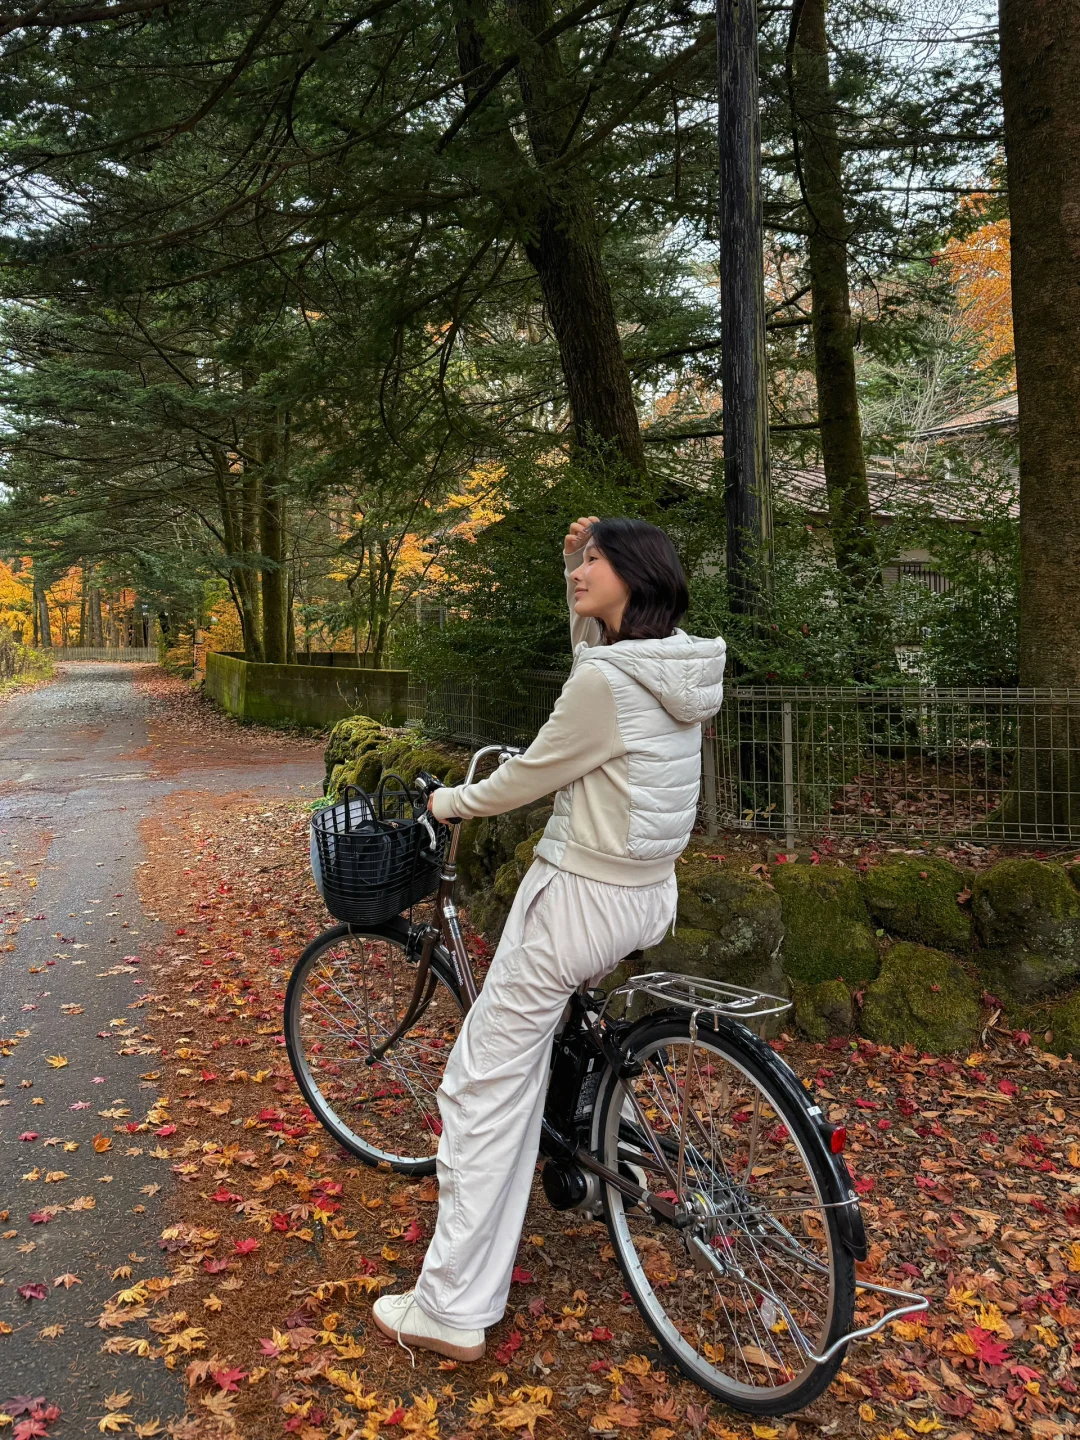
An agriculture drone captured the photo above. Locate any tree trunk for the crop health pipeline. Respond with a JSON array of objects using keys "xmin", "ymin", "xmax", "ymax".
[
  {"xmin": 259, "ymin": 420, "xmax": 288, "ymax": 664},
  {"xmin": 458, "ymin": 3, "xmax": 646, "ymax": 472},
  {"xmin": 717, "ymin": 0, "xmax": 773, "ymax": 620},
  {"xmin": 89, "ymin": 587, "xmax": 103, "ymax": 646},
  {"xmin": 34, "ymin": 579, "xmax": 52, "ymax": 648},
  {"xmin": 212, "ymin": 444, "xmax": 263, "ymax": 661},
  {"xmin": 78, "ymin": 568, "xmax": 88, "ymax": 647},
  {"xmin": 996, "ymin": 0, "xmax": 1080, "ymax": 839},
  {"xmin": 791, "ymin": 0, "xmax": 889, "ymax": 679},
  {"xmin": 286, "ymin": 577, "xmax": 297, "ymax": 664}
]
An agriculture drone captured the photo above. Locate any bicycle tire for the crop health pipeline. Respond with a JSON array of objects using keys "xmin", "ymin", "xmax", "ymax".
[
  {"xmin": 594, "ymin": 1013, "xmax": 856, "ymax": 1415},
  {"xmin": 285, "ymin": 923, "xmax": 463, "ymax": 1175}
]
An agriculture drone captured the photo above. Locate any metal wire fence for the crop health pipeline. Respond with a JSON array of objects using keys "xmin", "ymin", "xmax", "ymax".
[
  {"xmin": 408, "ymin": 670, "xmax": 568, "ymax": 748},
  {"xmin": 705, "ymin": 687, "xmax": 1080, "ymax": 847},
  {"xmin": 409, "ymin": 673, "xmax": 1080, "ymax": 846}
]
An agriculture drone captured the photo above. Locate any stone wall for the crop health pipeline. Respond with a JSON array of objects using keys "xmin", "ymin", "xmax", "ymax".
[
  {"xmin": 323, "ymin": 715, "xmax": 1080, "ymax": 1055},
  {"xmin": 206, "ymin": 652, "xmax": 408, "ymax": 729}
]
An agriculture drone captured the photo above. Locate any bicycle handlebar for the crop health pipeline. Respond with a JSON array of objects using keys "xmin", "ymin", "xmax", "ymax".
[{"xmin": 414, "ymin": 744, "xmax": 524, "ymax": 827}]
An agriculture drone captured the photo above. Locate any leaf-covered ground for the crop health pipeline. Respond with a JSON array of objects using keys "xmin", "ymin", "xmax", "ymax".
[
  {"xmin": 9, "ymin": 781, "xmax": 1070, "ymax": 1440},
  {"xmin": 3, "ymin": 673, "xmax": 1078, "ymax": 1440}
]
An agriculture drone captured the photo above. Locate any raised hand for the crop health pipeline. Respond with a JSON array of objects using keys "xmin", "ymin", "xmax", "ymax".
[{"xmin": 564, "ymin": 515, "xmax": 599, "ymax": 556}]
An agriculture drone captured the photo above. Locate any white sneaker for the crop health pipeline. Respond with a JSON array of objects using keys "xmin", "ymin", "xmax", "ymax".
[{"xmin": 372, "ymin": 1291, "xmax": 486, "ymax": 1363}]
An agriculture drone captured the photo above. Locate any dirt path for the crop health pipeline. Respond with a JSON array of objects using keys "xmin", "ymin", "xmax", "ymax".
[{"xmin": 0, "ymin": 664, "xmax": 322, "ymax": 1436}]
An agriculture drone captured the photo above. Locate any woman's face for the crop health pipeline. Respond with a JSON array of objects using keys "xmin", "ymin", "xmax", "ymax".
[{"xmin": 572, "ymin": 541, "xmax": 631, "ymax": 635}]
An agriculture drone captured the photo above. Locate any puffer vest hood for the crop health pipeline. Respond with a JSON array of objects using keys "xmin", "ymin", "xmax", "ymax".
[{"xmin": 578, "ymin": 630, "xmax": 727, "ymax": 723}]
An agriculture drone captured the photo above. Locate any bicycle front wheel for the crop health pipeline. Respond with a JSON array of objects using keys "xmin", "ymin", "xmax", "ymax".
[
  {"xmin": 595, "ymin": 1014, "xmax": 855, "ymax": 1415},
  {"xmin": 285, "ymin": 925, "xmax": 463, "ymax": 1174}
]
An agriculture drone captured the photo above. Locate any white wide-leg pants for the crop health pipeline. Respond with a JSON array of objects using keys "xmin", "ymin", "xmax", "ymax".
[{"xmin": 412, "ymin": 857, "xmax": 677, "ymax": 1329}]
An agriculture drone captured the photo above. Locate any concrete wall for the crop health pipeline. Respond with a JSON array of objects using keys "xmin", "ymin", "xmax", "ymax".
[{"xmin": 205, "ymin": 651, "xmax": 408, "ymax": 729}]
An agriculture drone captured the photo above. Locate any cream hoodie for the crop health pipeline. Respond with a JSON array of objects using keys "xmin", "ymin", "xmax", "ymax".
[{"xmin": 431, "ymin": 549, "xmax": 727, "ymax": 885}]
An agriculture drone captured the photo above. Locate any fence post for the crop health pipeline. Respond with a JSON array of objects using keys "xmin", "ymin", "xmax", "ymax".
[
  {"xmin": 782, "ymin": 699, "xmax": 796, "ymax": 852},
  {"xmin": 470, "ymin": 675, "xmax": 478, "ymax": 747},
  {"xmin": 702, "ymin": 718, "xmax": 718, "ymax": 837}
]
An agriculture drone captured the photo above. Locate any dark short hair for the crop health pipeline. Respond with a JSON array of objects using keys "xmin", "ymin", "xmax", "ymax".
[{"xmin": 586, "ymin": 517, "xmax": 689, "ymax": 643}]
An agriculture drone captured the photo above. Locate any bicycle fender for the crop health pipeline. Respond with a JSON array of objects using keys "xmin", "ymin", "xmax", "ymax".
[{"xmin": 615, "ymin": 1008, "xmax": 868, "ymax": 1262}]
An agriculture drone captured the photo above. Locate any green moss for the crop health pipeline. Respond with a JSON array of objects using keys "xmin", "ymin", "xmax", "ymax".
[
  {"xmin": 773, "ymin": 864, "xmax": 879, "ymax": 986},
  {"xmin": 859, "ymin": 942, "xmax": 981, "ymax": 1053},
  {"xmin": 972, "ymin": 859, "xmax": 1080, "ymax": 998},
  {"xmin": 324, "ymin": 714, "xmax": 385, "ymax": 790},
  {"xmin": 793, "ymin": 979, "xmax": 853, "ymax": 1043},
  {"xmin": 1019, "ymin": 988, "xmax": 1080, "ymax": 1059},
  {"xmin": 860, "ymin": 856, "xmax": 973, "ymax": 951},
  {"xmin": 492, "ymin": 858, "xmax": 522, "ymax": 903},
  {"xmin": 327, "ymin": 750, "xmax": 384, "ymax": 799},
  {"xmin": 377, "ymin": 734, "xmax": 467, "ymax": 787}
]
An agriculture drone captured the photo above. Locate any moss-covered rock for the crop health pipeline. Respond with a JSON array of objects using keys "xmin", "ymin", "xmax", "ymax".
[
  {"xmin": 860, "ymin": 856, "xmax": 973, "ymax": 951},
  {"xmin": 463, "ymin": 827, "xmax": 548, "ymax": 942},
  {"xmin": 859, "ymin": 942, "xmax": 981, "ymax": 1052},
  {"xmin": 793, "ymin": 979, "xmax": 854, "ymax": 1042},
  {"xmin": 323, "ymin": 722, "xmax": 467, "ymax": 801},
  {"xmin": 456, "ymin": 802, "xmax": 554, "ymax": 910},
  {"xmin": 971, "ymin": 860, "xmax": 1080, "ymax": 999},
  {"xmin": 377, "ymin": 734, "xmax": 467, "ymax": 788},
  {"xmin": 324, "ymin": 715, "xmax": 385, "ymax": 793},
  {"xmin": 603, "ymin": 857, "xmax": 788, "ymax": 1030},
  {"xmin": 328, "ymin": 749, "xmax": 385, "ymax": 799},
  {"xmin": 773, "ymin": 864, "xmax": 879, "ymax": 985},
  {"xmin": 1036, "ymin": 989, "xmax": 1080, "ymax": 1059}
]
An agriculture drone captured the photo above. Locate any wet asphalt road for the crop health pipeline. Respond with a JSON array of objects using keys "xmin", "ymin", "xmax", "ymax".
[{"xmin": 0, "ymin": 665, "xmax": 321, "ymax": 1432}]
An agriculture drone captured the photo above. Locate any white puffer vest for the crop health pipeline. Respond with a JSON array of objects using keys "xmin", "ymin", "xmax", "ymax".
[{"xmin": 534, "ymin": 631, "xmax": 727, "ymax": 884}]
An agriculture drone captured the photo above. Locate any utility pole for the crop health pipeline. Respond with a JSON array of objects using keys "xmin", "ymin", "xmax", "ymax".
[{"xmin": 717, "ymin": 0, "xmax": 773, "ymax": 617}]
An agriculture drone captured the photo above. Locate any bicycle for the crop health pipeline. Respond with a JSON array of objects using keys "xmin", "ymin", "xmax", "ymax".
[{"xmin": 286, "ymin": 743, "xmax": 928, "ymax": 1416}]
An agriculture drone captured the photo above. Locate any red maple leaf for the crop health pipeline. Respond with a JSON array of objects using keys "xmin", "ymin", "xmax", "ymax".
[
  {"xmin": 19, "ymin": 1132, "xmax": 39, "ymax": 1142},
  {"xmin": 591, "ymin": 1326, "xmax": 614, "ymax": 1342},
  {"xmin": 155, "ymin": 1124, "xmax": 177, "ymax": 1137},
  {"xmin": 494, "ymin": 1329, "xmax": 522, "ymax": 1365},
  {"xmin": 968, "ymin": 1326, "xmax": 1011, "ymax": 1365},
  {"xmin": 203, "ymin": 1257, "xmax": 230, "ymax": 1274},
  {"xmin": 13, "ymin": 1421, "xmax": 48, "ymax": 1440},
  {"xmin": 209, "ymin": 1187, "xmax": 242, "ymax": 1204},
  {"xmin": 210, "ymin": 1367, "xmax": 247, "ymax": 1393},
  {"xmin": 400, "ymin": 1219, "xmax": 423, "ymax": 1244},
  {"xmin": 17, "ymin": 1282, "xmax": 47, "ymax": 1301},
  {"xmin": 233, "ymin": 1238, "xmax": 260, "ymax": 1255},
  {"xmin": 997, "ymin": 1078, "xmax": 1018, "ymax": 1097},
  {"xmin": 854, "ymin": 1176, "xmax": 875, "ymax": 1195},
  {"xmin": 259, "ymin": 1336, "xmax": 283, "ymax": 1357},
  {"xmin": 510, "ymin": 1267, "xmax": 533, "ymax": 1284},
  {"xmin": 28, "ymin": 1211, "xmax": 55, "ymax": 1225}
]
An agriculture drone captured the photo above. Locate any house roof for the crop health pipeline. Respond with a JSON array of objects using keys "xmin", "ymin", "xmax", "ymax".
[
  {"xmin": 919, "ymin": 391, "xmax": 1018, "ymax": 439},
  {"xmin": 777, "ymin": 464, "xmax": 1018, "ymax": 522}
]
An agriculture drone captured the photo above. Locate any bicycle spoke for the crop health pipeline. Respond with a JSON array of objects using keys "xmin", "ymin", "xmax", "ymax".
[
  {"xmin": 289, "ymin": 933, "xmax": 462, "ymax": 1168},
  {"xmin": 602, "ymin": 1026, "xmax": 846, "ymax": 1405}
]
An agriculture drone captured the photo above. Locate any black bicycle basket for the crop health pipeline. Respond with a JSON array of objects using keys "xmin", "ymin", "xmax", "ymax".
[{"xmin": 311, "ymin": 773, "xmax": 447, "ymax": 926}]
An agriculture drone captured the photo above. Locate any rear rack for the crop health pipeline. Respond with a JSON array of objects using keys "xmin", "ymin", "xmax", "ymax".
[{"xmin": 606, "ymin": 970, "xmax": 792, "ymax": 1025}]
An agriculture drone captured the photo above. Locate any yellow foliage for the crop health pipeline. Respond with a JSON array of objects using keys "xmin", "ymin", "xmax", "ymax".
[{"xmin": 941, "ymin": 214, "xmax": 1014, "ymax": 373}]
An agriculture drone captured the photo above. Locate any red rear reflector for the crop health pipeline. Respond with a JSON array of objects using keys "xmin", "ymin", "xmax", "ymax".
[{"xmin": 829, "ymin": 1125, "xmax": 847, "ymax": 1154}]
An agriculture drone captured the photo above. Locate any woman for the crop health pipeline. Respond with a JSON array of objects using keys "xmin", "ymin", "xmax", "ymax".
[{"xmin": 372, "ymin": 515, "xmax": 726, "ymax": 1362}]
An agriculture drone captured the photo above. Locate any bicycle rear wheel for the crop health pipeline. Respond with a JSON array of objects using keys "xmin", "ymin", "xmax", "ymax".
[
  {"xmin": 285, "ymin": 924, "xmax": 463, "ymax": 1174},
  {"xmin": 595, "ymin": 1014, "xmax": 855, "ymax": 1415}
]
